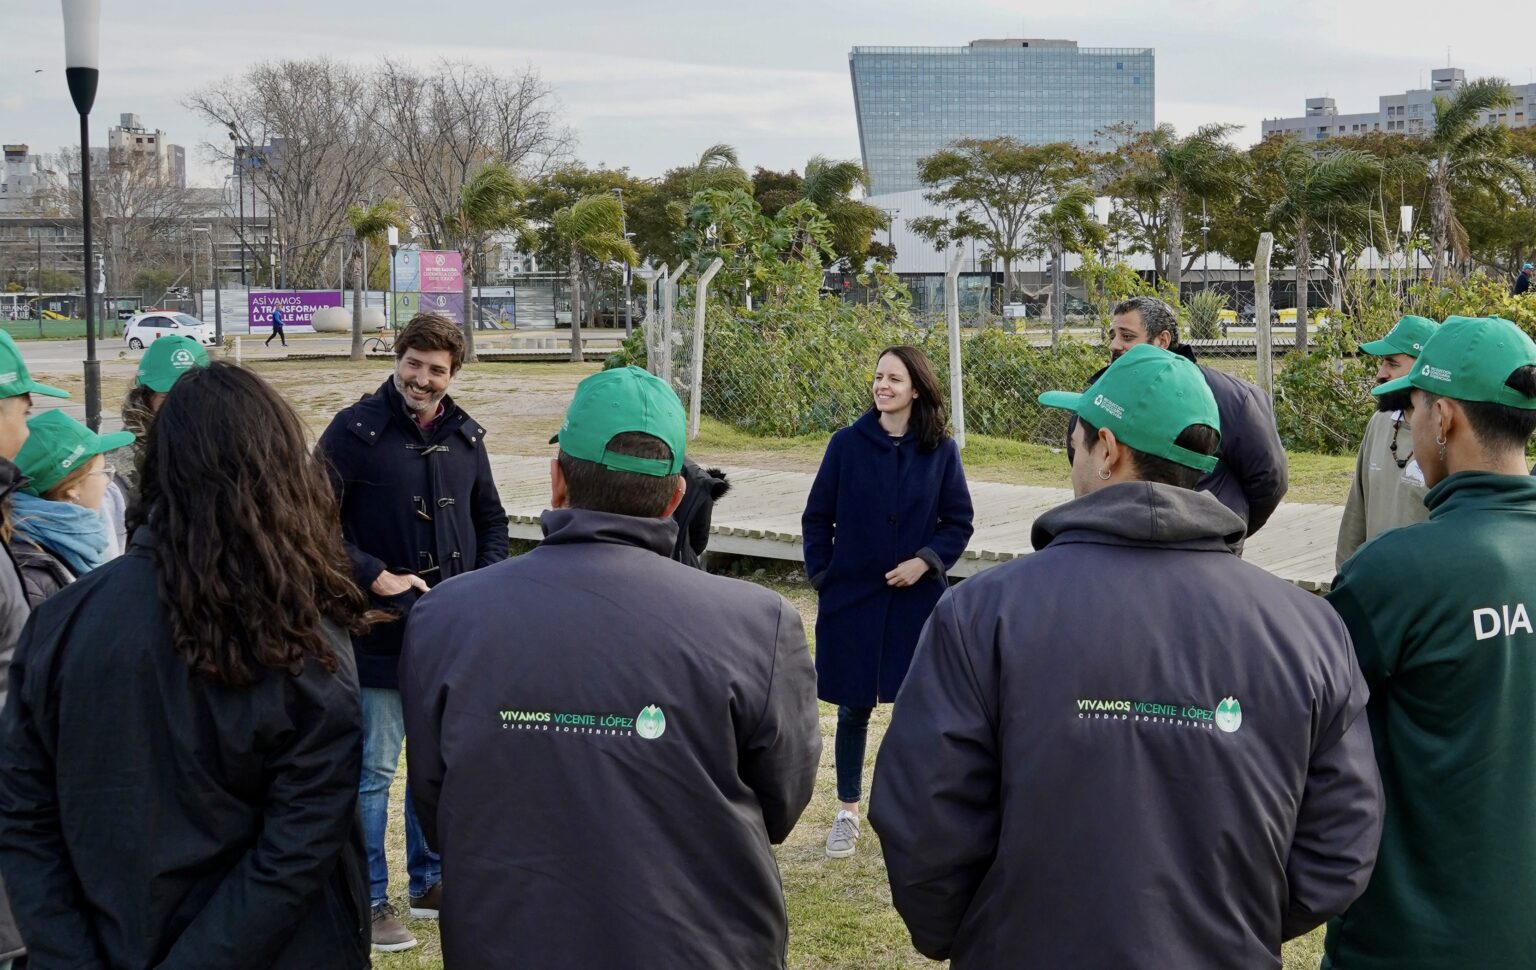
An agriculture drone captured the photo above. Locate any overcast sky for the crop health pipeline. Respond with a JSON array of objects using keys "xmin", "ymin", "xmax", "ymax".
[{"xmin": 7, "ymin": 0, "xmax": 1534, "ymax": 188}]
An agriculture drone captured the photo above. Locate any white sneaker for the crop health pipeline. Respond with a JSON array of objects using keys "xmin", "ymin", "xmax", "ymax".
[{"xmin": 825, "ymin": 809, "xmax": 861, "ymax": 859}]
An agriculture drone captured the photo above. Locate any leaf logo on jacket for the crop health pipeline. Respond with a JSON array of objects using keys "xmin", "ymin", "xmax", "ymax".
[
  {"xmin": 1214, "ymin": 697, "xmax": 1243, "ymax": 733},
  {"xmin": 635, "ymin": 705, "xmax": 666, "ymax": 740}
]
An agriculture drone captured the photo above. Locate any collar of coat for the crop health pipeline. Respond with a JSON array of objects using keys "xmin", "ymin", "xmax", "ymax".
[
  {"xmin": 539, "ymin": 507, "xmax": 679, "ymax": 558},
  {"xmin": 852, "ymin": 408, "xmax": 915, "ymax": 448},
  {"xmin": 1030, "ymin": 481, "xmax": 1246, "ymax": 554},
  {"xmin": 347, "ymin": 378, "xmax": 487, "ymax": 448}
]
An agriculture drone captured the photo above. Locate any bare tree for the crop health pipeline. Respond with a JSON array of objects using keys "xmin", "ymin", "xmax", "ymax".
[
  {"xmin": 372, "ymin": 59, "xmax": 571, "ymax": 353},
  {"xmin": 51, "ymin": 147, "xmax": 194, "ymax": 297},
  {"xmin": 186, "ymin": 58, "xmax": 392, "ymax": 288}
]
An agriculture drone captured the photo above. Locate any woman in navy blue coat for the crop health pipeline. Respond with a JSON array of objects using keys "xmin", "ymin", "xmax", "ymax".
[{"xmin": 802, "ymin": 345, "xmax": 974, "ymax": 860}]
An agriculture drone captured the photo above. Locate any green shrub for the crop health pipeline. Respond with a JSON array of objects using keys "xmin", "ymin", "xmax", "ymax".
[{"xmin": 1185, "ymin": 289, "xmax": 1228, "ymax": 341}]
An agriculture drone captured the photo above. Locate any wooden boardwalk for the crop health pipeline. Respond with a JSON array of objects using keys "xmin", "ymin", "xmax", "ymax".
[{"xmin": 490, "ymin": 456, "xmax": 1343, "ymax": 593}]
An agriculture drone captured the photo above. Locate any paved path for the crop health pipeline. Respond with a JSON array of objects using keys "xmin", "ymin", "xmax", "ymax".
[{"xmin": 490, "ymin": 456, "xmax": 1343, "ymax": 592}]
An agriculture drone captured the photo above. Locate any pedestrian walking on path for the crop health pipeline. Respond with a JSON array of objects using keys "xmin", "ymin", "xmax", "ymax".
[
  {"xmin": 265, "ymin": 307, "xmax": 287, "ymax": 347},
  {"xmin": 802, "ymin": 344, "xmax": 974, "ymax": 860},
  {"xmin": 871, "ymin": 344, "xmax": 1382, "ymax": 969},
  {"xmin": 0, "ymin": 362, "xmax": 373, "ymax": 970},
  {"xmin": 400, "ymin": 366, "xmax": 819, "ymax": 967},
  {"xmin": 1324, "ymin": 316, "xmax": 1536, "ymax": 970},
  {"xmin": 316, "ymin": 312, "xmax": 507, "ymax": 953}
]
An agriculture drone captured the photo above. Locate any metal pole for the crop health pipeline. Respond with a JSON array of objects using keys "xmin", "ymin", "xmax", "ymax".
[
  {"xmin": 236, "ymin": 147, "xmax": 247, "ymax": 287},
  {"xmin": 36, "ymin": 238, "xmax": 43, "ymax": 339},
  {"xmin": 389, "ymin": 244, "xmax": 397, "ymax": 331},
  {"xmin": 688, "ymin": 258, "xmax": 723, "ymax": 439},
  {"xmin": 945, "ymin": 246, "xmax": 966, "ymax": 449},
  {"xmin": 80, "ymin": 113, "xmax": 100, "ymax": 432},
  {"xmin": 211, "ymin": 233, "xmax": 223, "ymax": 344}
]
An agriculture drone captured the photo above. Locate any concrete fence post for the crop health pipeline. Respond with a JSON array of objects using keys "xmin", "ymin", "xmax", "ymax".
[
  {"xmin": 688, "ymin": 257, "xmax": 724, "ymax": 439},
  {"xmin": 1255, "ymin": 232, "xmax": 1276, "ymax": 405},
  {"xmin": 945, "ymin": 245, "xmax": 967, "ymax": 449},
  {"xmin": 647, "ymin": 266, "xmax": 667, "ymax": 377}
]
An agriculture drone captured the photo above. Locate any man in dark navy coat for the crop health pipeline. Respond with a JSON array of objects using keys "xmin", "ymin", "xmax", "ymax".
[
  {"xmin": 316, "ymin": 312, "xmax": 508, "ymax": 952},
  {"xmin": 1067, "ymin": 295, "xmax": 1288, "ymax": 539}
]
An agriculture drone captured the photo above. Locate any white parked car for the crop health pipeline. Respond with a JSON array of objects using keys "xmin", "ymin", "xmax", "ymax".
[{"xmin": 123, "ymin": 312, "xmax": 217, "ymax": 350}]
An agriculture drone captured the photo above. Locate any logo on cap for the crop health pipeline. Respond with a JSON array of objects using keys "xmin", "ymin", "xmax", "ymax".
[
  {"xmin": 1093, "ymin": 393, "xmax": 1126, "ymax": 419},
  {"xmin": 59, "ymin": 444, "xmax": 86, "ymax": 469},
  {"xmin": 172, "ymin": 349, "xmax": 194, "ymax": 367},
  {"xmin": 1421, "ymin": 364, "xmax": 1452, "ymax": 382},
  {"xmin": 0, "ymin": 372, "xmax": 17, "ymax": 385}
]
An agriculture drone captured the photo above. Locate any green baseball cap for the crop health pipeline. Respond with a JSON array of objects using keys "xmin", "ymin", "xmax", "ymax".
[
  {"xmin": 136, "ymin": 335, "xmax": 209, "ymax": 393},
  {"xmin": 1359, "ymin": 315, "xmax": 1438, "ymax": 358},
  {"xmin": 15, "ymin": 410, "xmax": 135, "ymax": 496},
  {"xmin": 1374, "ymin": 315, "xmax": 1536, "ymax": 409},
  {"xmin": 1039, "ymin": 343, "xmax": 1222, "ymax": 473},
  {"xmin": 550, "ymin": 366, "xmax": 685, "ymax": 476},
  {"xmin": 0, "ymin": 332, "xmax": 69, "ymax": 400}
]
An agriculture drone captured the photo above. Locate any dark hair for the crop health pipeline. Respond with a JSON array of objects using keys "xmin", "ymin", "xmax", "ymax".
[
  {"xmin": 1079, "ymin": 417, "xmax": 1220, "ymax": 490},
  {"xmin": 129, "ymin": 362, "xmax": 372, "ymax": 687},
  {"xmin": 557, "ymin": 432, "xmax": 679, "ymax": 517},
  {"xmin": 1424, "ymin": 365, "xmax": 1536, "ymax": 452},
  {"xmin": 1113, "ymin": 296, "xmax": 1181, "ymax": 346},
  {"xmin": 396, "ymin": 313, "xmax": 466, "ymax": 373},
  {"xmin": 875, "ymin": 345, "xmax": 949, "ymax": 451}
]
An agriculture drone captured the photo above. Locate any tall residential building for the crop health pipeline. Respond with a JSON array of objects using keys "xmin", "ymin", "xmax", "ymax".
[
  {"xmin": 849, "ymin": 38, "xmax": 1155, "ymax": 195},
  {"xmin": 1263, "ymin": 68, "xmax": 1536, "ymax": 141},
  {"xmin": 0, "ymin": 145, "xmax": 58, "ymax": 214},
  {"xmin": 107, "ymin": 113, "xmax": 187, "ymax": 188}
]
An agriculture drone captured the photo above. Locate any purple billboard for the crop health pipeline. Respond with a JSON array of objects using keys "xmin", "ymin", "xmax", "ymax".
[
  {"xmin": 419, "ymin": 292, "xmax": 465, "ymax": 327},
  {"xmin": 248, "ymin": 290, "xmax": 342, "ymax": 332}
]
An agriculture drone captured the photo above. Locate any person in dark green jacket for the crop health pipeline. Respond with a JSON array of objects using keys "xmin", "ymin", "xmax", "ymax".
[{"xmin": 1325, "ymin": 315, "xmax": 1536, "ymax": 970}]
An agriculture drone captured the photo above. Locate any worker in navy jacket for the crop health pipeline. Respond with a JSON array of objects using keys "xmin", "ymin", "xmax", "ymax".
[{"xmin": 802, "ymin": 345, "xmax": 973, "ymax": 861}]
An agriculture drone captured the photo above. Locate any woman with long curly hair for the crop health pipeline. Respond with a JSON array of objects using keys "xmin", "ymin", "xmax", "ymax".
[{"xmin": 0, "ymin": 362, "xmax": 374, "ymax": 969}]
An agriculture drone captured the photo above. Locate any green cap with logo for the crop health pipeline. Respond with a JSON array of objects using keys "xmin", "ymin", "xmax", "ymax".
[
  {"xmin": 1359, "ymin": 315, "xmax": 1438, "ymax": 358},
  {"xmin": 0, "ymin": 331, "xmax": 69, "ymax": 400},
  {"xmin": 15, "ymin": 409, "xmax": 135, "ymax": 496},
  {"xmin": 1038, "ymin": 343, "xmax": 1222, "ymax": 473},
  {"xmin": 549, "ymin": 366, "xmax": 686, "ymax": 476},
  {"xmin": 136, "ymin": 335, "xmax": 209, "ymax": 393},
  {"xmin": 1374, "ymin": 315, "xmax": 1536, "ymax": 409}
]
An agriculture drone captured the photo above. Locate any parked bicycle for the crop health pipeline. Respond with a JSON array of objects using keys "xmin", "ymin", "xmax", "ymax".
[{"xmin": 362, "ymin": 326, "xmax": 396, "ymax": 355}]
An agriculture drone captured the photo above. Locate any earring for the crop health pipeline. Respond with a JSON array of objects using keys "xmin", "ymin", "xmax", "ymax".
[{"xmin": 1098, "ymin": 469, "xmax": 1112, "ymax": 480}]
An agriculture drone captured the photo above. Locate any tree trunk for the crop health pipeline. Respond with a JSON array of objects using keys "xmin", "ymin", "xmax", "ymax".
[
  {"xmin": 1294, "ymin": 222, "xmax": 1310, "ymax": 352},
  {"xmin": 349, "ymin": 246, "xmax": 364, "ymax": 361},
  {"xmin": 1165, "ymin": 196, "xmax": 1185, "ymax": 299},
  {"xmin": 1431, "ymin": 166, "xmax": 1450, "ymax": 285},
  {"xmin": 569, "ymin": 246, "xmax": 583, "ymax": 363},
  {"xmin": 1330, "ymin": 251, "xmax": 1344, "ymax": 313},
  {"xmin": 460, "ymin": 246, "xmax": 478, "ymax": 364}
]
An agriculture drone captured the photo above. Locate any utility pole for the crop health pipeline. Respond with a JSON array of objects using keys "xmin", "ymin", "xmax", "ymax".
[{"xmin": 613, "ymin": 187, "xmax": 633, "ymax": 337}]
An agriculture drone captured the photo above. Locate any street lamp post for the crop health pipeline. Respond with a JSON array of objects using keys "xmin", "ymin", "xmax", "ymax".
[
  {"xmin": 62, "ymin": 0, "xmax": 101, "ymax": 430},
  {"xmin": 228, "ymin": 127, "xmax": 247, "ymax": 288},
  {"xmin": 387, "ymin": 225, "xmax": 399, "ymax": 332},
  {"xmin": 192, "ymin": 226, "xmax": 221, "ymax": 342}
]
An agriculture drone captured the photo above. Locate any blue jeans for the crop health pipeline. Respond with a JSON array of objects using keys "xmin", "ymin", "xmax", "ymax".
[
  {"xmin": 835, "ymin": 705, "xmax": 874, "ymax": 803},
  {"xmin": 360, "ymin": 687, "xmax": 440, "ymax": 907}
]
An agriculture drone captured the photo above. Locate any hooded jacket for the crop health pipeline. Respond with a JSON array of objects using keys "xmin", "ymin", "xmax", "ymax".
[
  {"xmin": 6, "ymin": 538, "xmax": 74, "ymax": 608},
  {"xmin": 803, "ymin": 410, "xmax": 974, "ymax": 706},
  {"xmin": 0, "ymin": 458, "xmax": 30, "ymax": 963},
  {"xmin": 317, "ymin": 377, "xmax": 509, "ymax": 689},
  {"xmin": 671, "ymin": 460, "xmax": 730, "ymax": 568},
  {"xmin": 1067, "ymin": 345, "xmax": 1289, "ymax": 536},
  {"xmin": 400, "ymin": 508, "xmax": 820, "ymax": 969},
  {"xmin": 869, "ymin": 482, "xmax": 1382, "ymax": 970},
  {"xmin": 0, "ymin": 528, "xmax": 370, "ymax": 969},
  {"xmin": 1324, "ymin": 472, "xmax": 1536, "ymax": 970}
]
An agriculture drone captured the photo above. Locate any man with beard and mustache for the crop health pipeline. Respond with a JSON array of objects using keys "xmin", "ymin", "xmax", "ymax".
[
  {"xmin": 1066, "ymin": 296, "xmax": 1288, "ymax": 543},
  {"xmin": 1335, "ymin": 316, "xmax": 1439, "ymax": 569},
  {"xmin": 317, "ymin": 312, "xmax": 508, "ymax": 953}
]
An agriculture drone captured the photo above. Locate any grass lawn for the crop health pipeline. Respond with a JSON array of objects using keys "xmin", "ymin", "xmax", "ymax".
[{"xmin": 370, "ymin": 576, "xmax": 1329, "ymax": 969}]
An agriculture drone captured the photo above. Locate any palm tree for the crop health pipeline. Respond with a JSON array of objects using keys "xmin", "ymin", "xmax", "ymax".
[
  {"xmin": 1266, "ymin": 144, "xmax": 1380, "ymax": 350},
  {"xmin": 1033, "ymin": 183, "xmax": 1107, "ymax": 343},
  {"xmin": 453, "ymin": 163, "xmax": 527, "ymax": 364},
  {"xmin": 346, "ymin": 200, "xmax": 404, "ymax": 361},
  {"xmin": 798, "ymin": 156, "xmax": 886, "ymax": 269},
  {"xmin": 1123, "ymin": 124, "xmax": 1243, "ymax": 295},
  {"xmin": 1424, "ymin": 78, "xmax": 1520, "ymax": 282},
  {"xmin": 555, "ymin": 193, "xmax": 638, "ymax": 363}
]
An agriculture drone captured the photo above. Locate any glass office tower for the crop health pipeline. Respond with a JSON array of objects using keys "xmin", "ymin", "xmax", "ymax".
[{"xmin": 850, "ymin": 39, "xmax": 1155, "ymax": 195}]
